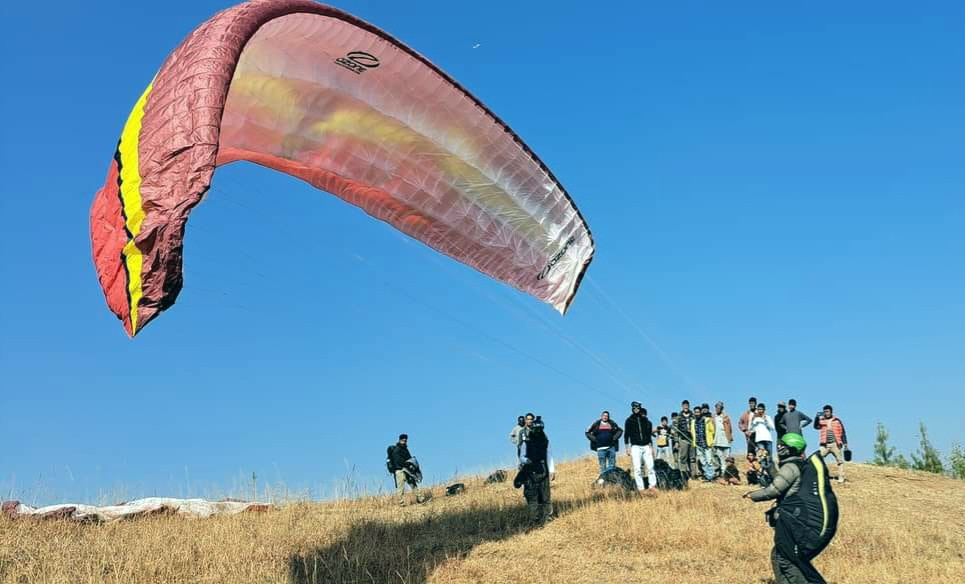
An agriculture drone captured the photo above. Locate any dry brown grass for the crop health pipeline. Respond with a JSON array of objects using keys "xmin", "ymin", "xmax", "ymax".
[{"xmin": 2, "ymin": 457, "xmax": 963, "ymax": 584}]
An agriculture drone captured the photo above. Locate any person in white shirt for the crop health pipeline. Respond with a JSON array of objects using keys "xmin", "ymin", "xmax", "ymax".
[
  {"xmin": 749, "ymin": 402, "xmax": 776, "ymax": 460},
  {"xmin": 509, "ymin": 414, "xmax": 527, "ymax": 462}
]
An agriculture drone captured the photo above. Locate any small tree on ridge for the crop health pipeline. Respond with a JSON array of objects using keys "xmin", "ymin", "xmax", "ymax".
[
  {"xmin": 910, "ymin": 422, "xmax": 944, "ymax": 474},
  {"xmin": 872, "ymin": 422, "xmax": 909, "ymax": 469}
]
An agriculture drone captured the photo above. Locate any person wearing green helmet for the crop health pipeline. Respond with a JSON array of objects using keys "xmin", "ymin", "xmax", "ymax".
[{"xmin": 743, "ymin": 432, "xmax": 839, "ymax": 584}]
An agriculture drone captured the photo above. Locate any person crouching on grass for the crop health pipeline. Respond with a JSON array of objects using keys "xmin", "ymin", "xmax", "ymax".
[
  {"xmin": 746, "ymin": 452, "xmax": 763, "ymax": 485},
  {"xmin": 716, "ymin": 456, "xmax": 741, "ymax": 485}
]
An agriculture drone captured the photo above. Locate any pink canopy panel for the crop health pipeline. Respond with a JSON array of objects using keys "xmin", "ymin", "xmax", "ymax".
[{"xmin": 90, "ymin": 0, "xmax": 594, "ymax": 336}]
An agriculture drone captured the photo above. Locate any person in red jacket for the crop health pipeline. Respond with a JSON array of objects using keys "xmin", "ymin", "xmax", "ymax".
[
  {"xmin": 814, "ymin": 404, "xmax": 848, "ymax": 483},
  {"xmin": 738, "ymin": 396, "xmax": 758, "ymax": 454}
]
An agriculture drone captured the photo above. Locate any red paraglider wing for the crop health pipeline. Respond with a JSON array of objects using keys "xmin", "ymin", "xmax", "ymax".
[{"xmin": 90, "ymin": 0, "xmax": 594, "ymax": 336}]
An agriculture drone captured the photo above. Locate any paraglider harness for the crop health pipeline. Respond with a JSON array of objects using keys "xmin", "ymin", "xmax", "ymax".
[
  {"xmin": 653, "ymin": 458, "xmax": 687, "ymax": 491},
  {"xmin": 399, "ymin": 458, "xmax": 422, "ymax": 488},
  {"xmin": 768, "ymin": 452, "xmax": 839, "ymax": 574},
  {"xmin": 597, "ymin": 467, "xmax": 635, "ymax": 493},
  {"xmin": 513, "ymin": 428, "xmax": 550, "ymax": 503}
]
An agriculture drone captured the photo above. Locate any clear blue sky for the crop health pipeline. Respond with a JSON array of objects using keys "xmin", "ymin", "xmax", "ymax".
[{"xmin": 1, "ymin": 1, "xmax": 962, "ymax": 504}]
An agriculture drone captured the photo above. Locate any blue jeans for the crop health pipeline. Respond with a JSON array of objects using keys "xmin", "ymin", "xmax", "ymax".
[
  {"xmin": 597, "ymin": 447, "xmax": 616, "ymax": 474},
  {"xmin": 698, "ymin": 447, "xmax": 716, "ymax": 480}
]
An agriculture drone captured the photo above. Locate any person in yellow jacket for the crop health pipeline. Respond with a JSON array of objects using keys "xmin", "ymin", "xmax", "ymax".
[{"xmin": 692, "ymin": 404, "xmax": 717, "ymax": 480}]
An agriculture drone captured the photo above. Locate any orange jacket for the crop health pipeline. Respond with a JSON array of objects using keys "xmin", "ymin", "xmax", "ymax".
[{"xmin": 814, "ymin": 415, "xmax": 847, "ymax": 446}]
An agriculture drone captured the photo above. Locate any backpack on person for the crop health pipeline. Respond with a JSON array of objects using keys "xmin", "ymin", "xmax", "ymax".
[
  {"xmin": 775, "ymin": 452, "xmax": 839, "ymax": 559},
  {"xmin": 385, "ymin": 445, "xmax": 396, "ymax": 474},
  {"xmin": 653, "ymin": 458, "xmax": 687, "ymax": 491}
]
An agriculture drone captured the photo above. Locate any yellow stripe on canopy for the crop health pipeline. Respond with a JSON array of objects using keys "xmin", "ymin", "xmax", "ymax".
[{"xmin": 117, "ymin": 82, "xmax": 154, "ymax": 334}]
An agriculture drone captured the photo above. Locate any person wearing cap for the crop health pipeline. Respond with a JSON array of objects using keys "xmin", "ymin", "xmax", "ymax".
[
  {"xmin": 712, "ymin": 401, "xmax": 734, "ymax": 478},
  {"xmin": 717, "ymin": 456, "xmax": 741, "ymax": 485},
  {"xmin": 515, "ymin": 416, "xmax": 556, "ymax": 522},
  {"xmin": 388, "ymin": 434, "xmax": 422, "ymax": 506},
  {"xmin": 738, "ymin": 396, "xmax": 758, "ymax": 454},
  {"xmin": 624, "ymin": 402, "xmax": 658, "ymax": 492},
  {"xmin": 586, "ymin": 411, "xmax": 623, "ymax": 477},
  {"xmin": 780, "ymin": 399, "xmax": 812, "ymax": 437},
  {"xmin": 814, "ymin": 404, "xmax": 848, "ymax": 483},
  {"xmin": 750, "ymin": 403, "xmax": 776, "ymax": 460},
  {"xmin": 775, "ymin": 402, "xmax": 788, "ymax": 441}
]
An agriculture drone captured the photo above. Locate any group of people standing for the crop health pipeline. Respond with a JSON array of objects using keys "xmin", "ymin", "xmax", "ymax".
[
  {"xmin": 579, "ymin": 396, "xmax": 850, "ymax": 491},
  {"xmin": 394, "ymin": 397, "xmax": 846, "ymax": 584}
]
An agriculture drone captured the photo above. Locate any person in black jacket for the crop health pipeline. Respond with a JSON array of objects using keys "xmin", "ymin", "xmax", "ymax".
[
  {"xmin": 387, "ymin": 434, "xmax": 422, "ymax": 505},
  {"xmin": 514, "ymin": 416, "xmax": 556, "ymax": 522},
  {"xmin": 775, "ymin": 402, "xmax": 788, "ymax": 441},
  {"xmin": 624, "ymin": 402, "xmax": 657, "ymax": 492},
  {"xmin": 673, "ymin": 400, "xmax": 696, "ymax": 480},
  {"xmin": 586, "ymin": 411, "xmax": 623, "ymax": 478}
]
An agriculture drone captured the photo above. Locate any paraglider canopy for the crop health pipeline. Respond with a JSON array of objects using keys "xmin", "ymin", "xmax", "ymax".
[{"xmin": 90, "ymin": 0, "xmax": 594, "ymax": 336}]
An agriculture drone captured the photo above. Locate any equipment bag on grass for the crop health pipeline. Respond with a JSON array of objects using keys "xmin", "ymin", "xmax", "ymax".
[{"xmin": 654, "ymin": 459, "xmax": 687, "ymax": 491}]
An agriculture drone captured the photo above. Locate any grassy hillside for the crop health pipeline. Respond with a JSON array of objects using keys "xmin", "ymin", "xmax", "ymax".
[{"xmin": 2, "ymin": 457, "xmax": 963, "ymax": 583}]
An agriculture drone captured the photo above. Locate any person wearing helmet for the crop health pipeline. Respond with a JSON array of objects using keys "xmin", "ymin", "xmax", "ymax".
[
  {"xmin": 624, "ymin": 402, "xmax": 658, "ymax": 492},
  {"xmin": 515, "ymin": 416, "xmax": 556, "ymax": 522},
  {"xmin": 744, "ymin": 433, "xmax": 838, "ymax": 584}
]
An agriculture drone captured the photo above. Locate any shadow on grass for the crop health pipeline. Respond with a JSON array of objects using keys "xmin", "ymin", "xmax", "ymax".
[{"xmin": 288, "ymin": 493, "xmax": 607, "ymax": 584}]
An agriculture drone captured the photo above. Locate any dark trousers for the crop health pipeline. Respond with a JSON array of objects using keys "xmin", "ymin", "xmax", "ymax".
[
  {"xmin": 677, "ymin": 441, "xmax": 695, "ymax": 479},
  {"xmin": 771, "ymin": 546, "xmax": 825, "ymax": 584}
]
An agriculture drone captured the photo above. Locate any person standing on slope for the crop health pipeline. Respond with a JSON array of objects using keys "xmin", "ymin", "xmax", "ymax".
[
  {"xmin": 387, "ymin": 434, "xmax": 423, "ymax": 506},
  {"xmin": 739, "ymin": 396, "xmax": 758, "ymax": 454},
  {"xmin": 654, "ymin": 416, "xmax": 674, "ymax": 466},
  {"xmin": 674, "ymin": 401, "xmax": 696, "ymax": 480},
  {"xmin": 712, "ymin": 401, "xmax": 734, "ymax": 477},
  {"xmin": 780, "ymin": 399, "xmax": 813, "ymax": 437},
  {"xmin": 750, "ymin": 402, "xmax": 777, "ymax": 460},
  {"xmin": 814, "ymin": 404, "xmax": 848, "ymax": 483},
  {"xmin": 586, "ymin": 411, "xmax": 623, "ymax": 477},
  {"xmin": 744, "ymin": 433, "xmax": 839, "ymax": 584},
  {"xmin": 515, "ymin": 416, "xmax": 556, "ymax": 522},
  {"xmin": 624, "ymin": 402, "xmax": 658, "ymax": 492},
  {"xmin": 510, "ymin": 415, "xmax": 527, "ymax": 463},
  {"xmin": 775, "ymin": 401, "xmax": 788, "ymax": 441},
  {"xmin": 694, "ymin": 404, "xmax": 716, "ymax": 481}
]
